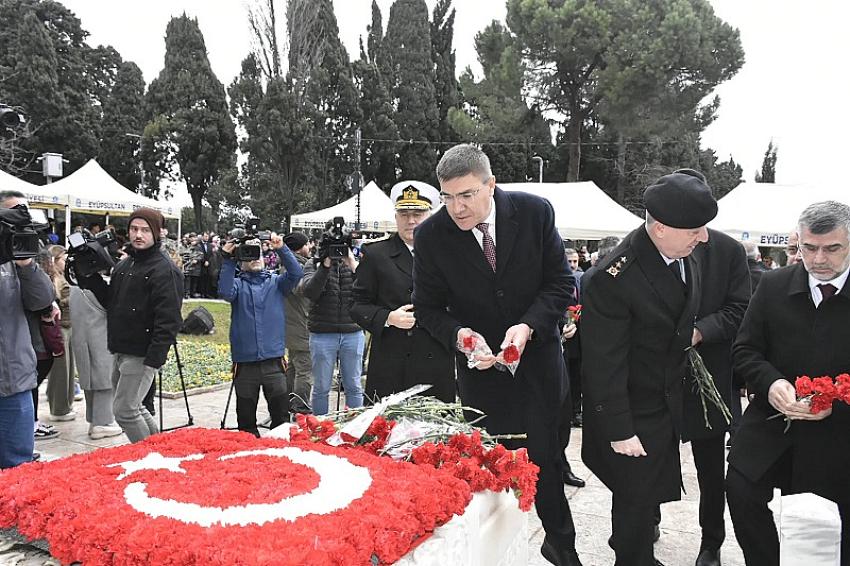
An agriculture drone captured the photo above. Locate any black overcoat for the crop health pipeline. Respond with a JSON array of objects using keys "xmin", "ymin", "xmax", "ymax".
[
  {"xmin": 730, "ymin": 262, "xmax": 850, "ymax": 504},
  {"xmin": 412, "ymin": 188, "xmax": 573, "ymax": 435},
  {"xmin": 350, "ymin": 233, "xmax": 456, "ymax": 402},
  {"xmin": 580, "ymin": 226, "xmax": 702, "ymax": 504},
  {"xmin": 685, "ymin": 229, "xmax": 750, "ymax": 440}
]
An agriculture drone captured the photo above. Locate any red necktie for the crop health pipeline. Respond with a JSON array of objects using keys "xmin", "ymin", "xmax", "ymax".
[
  {"xmin": 818, "ymin": 283, "xmax": 837, "ymax": 301},
  {"xmin": 476, "ymin": 222, "xmax": 496, "ymax": 272}
]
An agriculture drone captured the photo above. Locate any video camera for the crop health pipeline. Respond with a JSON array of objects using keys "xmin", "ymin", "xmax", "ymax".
[
  {"xmin": 65, "ymin": 229, "xmax": 118, "ymax": 285},
  {"xmin": 228, "ymin": 217, "xmax": 271, "ymax": 262},
  {"xmin": 317, "ymin": 216, "xmax": 353, "ymax": 262},
  {"xmin": 0, "ymin": 205, "xmax": 48, "ymax": 264}
]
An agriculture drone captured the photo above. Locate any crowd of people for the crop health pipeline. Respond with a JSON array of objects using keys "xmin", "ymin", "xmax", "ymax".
[{"xmin": 0, "ymin": 142, "xmax": 846, "ymax": 566}]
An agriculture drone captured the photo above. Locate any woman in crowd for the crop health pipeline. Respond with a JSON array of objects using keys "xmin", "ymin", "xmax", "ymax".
[{"xmin": 44, "ymin": 245, "xmax": 77, "ymax": 421}]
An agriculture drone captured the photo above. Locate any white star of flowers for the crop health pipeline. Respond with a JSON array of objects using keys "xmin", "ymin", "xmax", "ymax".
[{"xmin": 108, "ymin": 452, "xmax": 205, "ymax": 480}]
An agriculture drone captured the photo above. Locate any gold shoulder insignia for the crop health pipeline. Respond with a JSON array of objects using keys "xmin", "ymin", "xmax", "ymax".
[{"xmin": 605, "ymin": 256, "xmax": 629, "ymax": 278}]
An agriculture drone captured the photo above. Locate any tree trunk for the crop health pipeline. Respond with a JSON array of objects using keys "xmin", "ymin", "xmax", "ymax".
[
  {"xmin": 566, "ymin": 115, "xmax": 582, "ymax": 182},
  {"xmin": 191, "ymin": 188, "xmax": 204, "ymax": 232},
  {"xmin": 615, "ymin": 132, "xmax": 627, "ymax": 204}
]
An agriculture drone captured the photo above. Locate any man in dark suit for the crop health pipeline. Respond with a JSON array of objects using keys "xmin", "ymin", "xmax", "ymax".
[
  {"xmin": 351, "ymin": 180, "xmax": 455, "ymax": 402},
  {"xmin": 413, "ymin": 144, "xmax": 580, "ymax": 566},
  {"xmin": 727, "ymin": 200, "xmax": 850, "ymax": 566},
  {"xmin": 680, "ymin": 225, "xmax": 750, "ymax": 566},
  {"xmin": 581, "ymin": 171, "xmax": 717, "ymax": 566}
]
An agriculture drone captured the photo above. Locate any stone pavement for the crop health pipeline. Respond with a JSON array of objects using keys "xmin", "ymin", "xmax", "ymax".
[{"xmin": 21, "ymin": 383, "xmax": 747, "ymax": 566}]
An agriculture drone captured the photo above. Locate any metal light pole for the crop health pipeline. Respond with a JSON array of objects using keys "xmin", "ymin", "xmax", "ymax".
[{"xmin": 531, "ymin": 155, "xmax": 544, "ymax": 183}]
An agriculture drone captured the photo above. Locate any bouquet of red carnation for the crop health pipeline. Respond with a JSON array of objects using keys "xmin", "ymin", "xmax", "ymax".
[
  {"xmin": 795, "ymin": 374, "xmax": 850, "ymax": 413},
  {"xmin": 566, "ymin": 304, "xmax": 582, "ymax": 325}
]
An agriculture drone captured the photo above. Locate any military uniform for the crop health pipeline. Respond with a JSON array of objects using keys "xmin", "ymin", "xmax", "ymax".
[
  {"xmin": 580, "ymin": 170, "xmax": 717, "ymax": 566},
  {"xmin": 351, "ymin": 233, "xmax": 455, "ymax": 402},
  {"xmin": 350, "ymin": 181, "xmax": 456, "ymax": 403}
]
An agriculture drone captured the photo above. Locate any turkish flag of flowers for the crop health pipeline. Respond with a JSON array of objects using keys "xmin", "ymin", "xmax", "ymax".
[{"xmin": 0, "ymin": 429, "xmax": 472, "ymax": 566}]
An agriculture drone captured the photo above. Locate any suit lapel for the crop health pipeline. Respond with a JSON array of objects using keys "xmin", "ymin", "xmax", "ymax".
[
  {"xmin": 388, "ymin": 233, "xmax": 413, "ymax": 277},
  {"xmin": 438, "ymin": 206, "xmax": 497, "ymax": 279},
  {"xmin": 632, "ymin": 227, "xmax": 687, "ymax": 319},
  {"xmin": 494, "ymin": 187, "xmax": 519, "ymax": 280}
]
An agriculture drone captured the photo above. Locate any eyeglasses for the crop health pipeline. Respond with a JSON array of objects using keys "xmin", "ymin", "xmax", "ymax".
[{"xmin": 440, "ymin": 187, "xmax": 482, "ymax": 205}]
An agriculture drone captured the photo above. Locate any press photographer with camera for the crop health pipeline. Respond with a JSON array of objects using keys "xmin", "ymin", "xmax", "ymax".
[
  {"xmin": 0, "ymin": 190, "xmax": 56, "ymax": 468},
  {"xmin": 78, "ymin": 208, "xmax": 183, "ymax": 443},
  {"xmin": 301, "ymin": 217, "xmax": 364, "ymax": 415},
  {"xmin": 218, "ymin": 230, "xmax": 303, "ymax": 436}
]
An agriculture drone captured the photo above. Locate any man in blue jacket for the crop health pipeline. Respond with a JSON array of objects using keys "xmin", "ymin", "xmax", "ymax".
[{"xmin": 219, "ymin": 233, "xmax": 304, "ymax": 436}]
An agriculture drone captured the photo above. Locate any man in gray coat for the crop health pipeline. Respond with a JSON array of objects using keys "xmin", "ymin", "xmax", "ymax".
[
  {"xmin": 283, "ymin": 232, "xmax": 314, "ymax": 415},
  {"xmin": 0, "ymin": 190, "xmax": 56, "ymax": 468}
]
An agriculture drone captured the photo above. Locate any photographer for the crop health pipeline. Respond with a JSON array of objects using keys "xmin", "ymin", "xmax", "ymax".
[
  {"xmin": 301, "ymin": 218, "xmax": 364, "ymax": 415},
  {"xmin": 218, "ymin": 232, "xmax": 303, "ymax": 436},
  {"xmin": 80, "ymin": 208, "xmax": 183, "ymax": 443},
  {"xmin": 0, "ymin": 190, "xmax": 56, "ymax": 468}
]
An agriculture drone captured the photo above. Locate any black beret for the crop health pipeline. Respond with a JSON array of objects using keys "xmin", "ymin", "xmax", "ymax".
[
  {"xmin": 283, "ymin": 232, "xmax": 309, "ymax": 250},
  {"xmin": 643, "ymin": 172, "xmax": 717, "ymax": 229}
]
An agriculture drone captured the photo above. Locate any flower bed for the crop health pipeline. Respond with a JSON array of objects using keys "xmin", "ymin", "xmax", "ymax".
[
  {"xmin": 160, "ymin": 341, "xmax": 232, "ymax": 393},
  {"xmin": 0, "ymin": 429, "xmax": 472, "ymax": 566}
]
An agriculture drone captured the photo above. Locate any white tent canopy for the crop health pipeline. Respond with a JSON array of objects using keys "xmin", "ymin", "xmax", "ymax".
[
  {"xmin": 500, "ymin": 182, "xmax": 643, "ymax": 240},
  {"xmin": 49, "ymin": 159, "xmax": 180, "ymax": 219},
  {"xmin": 0, "ymin": 168, "xmax": 67, "ymax": 209},
  {"xmin": 291, "ymin": 181, "xmax": 396, "ymax": 232},
  {"xmin": 711, "ymin": 182, "xmax": 850, "ymax": 247}
]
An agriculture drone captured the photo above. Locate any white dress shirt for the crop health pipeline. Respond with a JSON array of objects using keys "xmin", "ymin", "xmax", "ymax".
[{"xmin": 808, "ymin": 266, "xmax": 849, "ymax": 308}]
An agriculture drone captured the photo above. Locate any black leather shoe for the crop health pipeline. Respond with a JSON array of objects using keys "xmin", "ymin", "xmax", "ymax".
[
  {"xmin": 541, "ymin": 535, "xmax": 583, "ymax": 566},
  {"xmin": 695, "ymin": 548, "xmax": 720, "ymax": 566},
  {"xmin": 563, "ymin": 470, "xmax": 586, "ymax": 488}
]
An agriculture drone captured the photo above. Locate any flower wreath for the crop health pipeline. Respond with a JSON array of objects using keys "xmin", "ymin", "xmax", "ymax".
[{"xmin": 0, "ymin": 429, "xmax": 472, "ymax": 565}]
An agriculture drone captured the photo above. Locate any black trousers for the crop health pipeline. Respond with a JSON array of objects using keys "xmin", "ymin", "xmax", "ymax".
[
  {"xmin": 567, "ymin": 356, "xmax": 582, "ymax": 416},
  {"xmin": 503, "ymin": 388, "xmax": 576, "ymax": 549},
  {"xmin": 611, "ymin": 495, "xmax": 658, "ymax": 566},
  {"xmin": 558, "ymin": 351, "xmax": 575, "ymax": 475},
  {"xmin": 235, "ymin": 359, "xmax": 289, "ymax": 437},
  {"xmin": 727, "ymin": 453, "xmax": 849, "ymax": 566},
  {"xmin": 692, "ymin": 434, "xmax": 727, "ymax": 551}
]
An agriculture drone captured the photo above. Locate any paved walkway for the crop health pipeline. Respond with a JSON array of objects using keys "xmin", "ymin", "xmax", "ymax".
[{"xmin": 17, "ymin": 383, "xmax": 747, "ymax": 566}]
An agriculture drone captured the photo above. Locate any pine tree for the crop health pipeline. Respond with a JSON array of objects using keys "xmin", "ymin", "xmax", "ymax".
[
  {"xmin": 450, "ymin": 22, "xmax": 554, "ymax": 182},
  {"xmin": 146, "ymin": 14, "xmax": 237, "ymax": 230},
  {"xmin": 384, "ymin": 0, "xmax": 440, "ymax": 182}
]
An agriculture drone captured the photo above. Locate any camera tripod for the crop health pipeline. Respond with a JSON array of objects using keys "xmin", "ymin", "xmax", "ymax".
[
  {"xmin": 219, "ymin": 363, "xmax": 274, "ymax": 431},
  {"xmin": 156, "ymin": 343, "xmax": 194, "ymax": 432}
]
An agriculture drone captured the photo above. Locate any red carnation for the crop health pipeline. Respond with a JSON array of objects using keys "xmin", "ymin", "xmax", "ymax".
[{"xmin": 502, "ymin": 345, "xmax": 520, "ymax": 364}]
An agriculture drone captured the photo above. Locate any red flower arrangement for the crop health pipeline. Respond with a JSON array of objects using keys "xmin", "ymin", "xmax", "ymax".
[
  {"xmin": 288, "ymin": 415, "xmax": 539, "ymax": 511},
  {"xmin": 795, "ymin": 374, "xmax": 850, "ymax": 414},
  {"xmin": 566, "ymin": 304, "xmax": 582, "ymax": 325},
  {"xmin": 410, "ymin": 430, "xmax": 538, "ymax": 512},
  {"xmin": 0, "ymin": 428, "xmax": 472, "ymax": 566}
]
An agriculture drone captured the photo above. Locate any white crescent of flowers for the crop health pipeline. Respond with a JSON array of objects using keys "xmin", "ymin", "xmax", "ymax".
[{"xmin": 109, "ymin": 447, "xmax": 372, "ymax": 527}]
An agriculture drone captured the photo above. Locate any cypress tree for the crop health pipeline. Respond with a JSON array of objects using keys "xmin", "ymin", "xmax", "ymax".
[
  {"xmin": 146, "ymin": 14, "xmax": 237, "ymax": 230},
  {"xmin": 384, "ymin": 0, "xmax": 440, "ymax": 182},
  {"xmin": 99, "ymin": 61, "xmax": 146, "ymax": 192}
]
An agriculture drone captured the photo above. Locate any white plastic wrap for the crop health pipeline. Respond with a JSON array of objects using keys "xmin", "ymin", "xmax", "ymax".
[{"xmin": 775, "ymin": 492, "xmax": 842, "ymax": 566}]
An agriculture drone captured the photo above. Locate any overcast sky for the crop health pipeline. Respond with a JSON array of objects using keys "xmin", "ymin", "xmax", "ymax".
[{"xmin": 59, "ymin": 0, "xmax": 850, "ymax": 204}]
